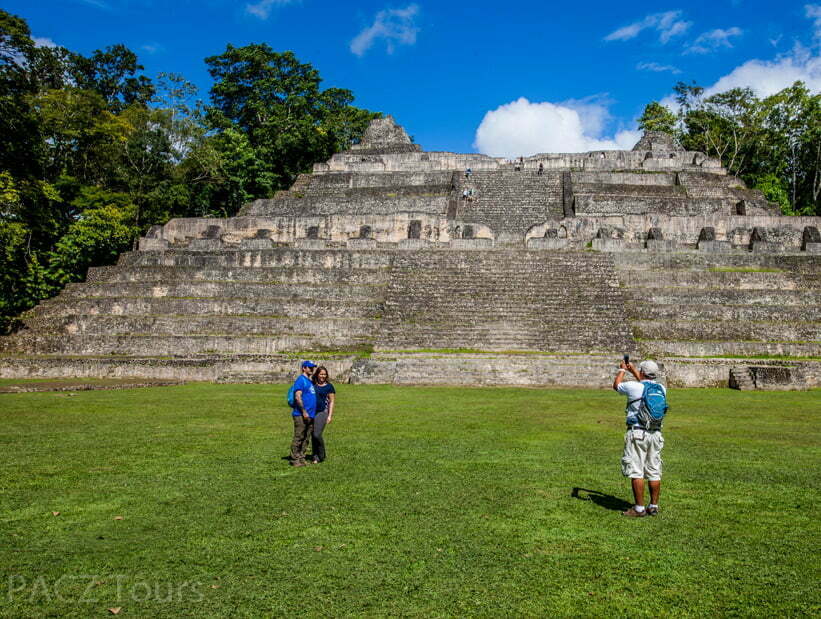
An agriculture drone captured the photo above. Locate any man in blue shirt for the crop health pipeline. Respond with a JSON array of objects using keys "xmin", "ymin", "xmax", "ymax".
[{"xmin": 290, "ymin": 360, "xmax": 317, "ymax": 467}]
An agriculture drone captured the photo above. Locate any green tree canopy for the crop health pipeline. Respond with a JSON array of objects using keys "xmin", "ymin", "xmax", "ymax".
[
  {"xmin": 638, "ymin": 101, "xmax": 678, "ymax": 135},
  {"xmin": 204, "ymin": 44, "xmax": 379, "ymax": 206},
  {"xmin": 666, "ymin": 80, "xmax": 820, "ymax": 215}
]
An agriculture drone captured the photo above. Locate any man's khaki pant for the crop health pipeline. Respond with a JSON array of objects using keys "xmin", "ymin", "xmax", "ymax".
[
  {"xmin": 621, "ymin": 429, "xmax": 664, "ymax": 481},
  {"xmin": 290, "ymin": 416, "xmax": 313, "ymax": 464}
]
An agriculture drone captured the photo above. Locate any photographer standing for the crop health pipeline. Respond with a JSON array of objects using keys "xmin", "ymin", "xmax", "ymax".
[{"xmin": 613, "ymin": 359, "xmax": 666, "ymax": 517}]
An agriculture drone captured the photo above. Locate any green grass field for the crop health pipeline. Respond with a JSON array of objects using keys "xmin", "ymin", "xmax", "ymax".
[{"xmin": 1, "ymin": 384, "xmax": 819, "ymax": 617}]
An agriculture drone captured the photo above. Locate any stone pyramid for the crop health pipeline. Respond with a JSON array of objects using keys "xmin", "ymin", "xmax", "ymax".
[{"xmin": 2, "ymin": 117, "xmax": 819, "ymax": 389}]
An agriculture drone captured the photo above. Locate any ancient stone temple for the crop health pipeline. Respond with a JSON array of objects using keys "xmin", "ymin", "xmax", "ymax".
[{"xmin": 2, "ymin": 116, "xmax": 820, "ymax": 388}]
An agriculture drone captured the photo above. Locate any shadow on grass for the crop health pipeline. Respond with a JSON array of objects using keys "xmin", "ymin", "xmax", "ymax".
[{"xmin": 571, "ymin": 487, "xmax": 631, "ymax": 512}]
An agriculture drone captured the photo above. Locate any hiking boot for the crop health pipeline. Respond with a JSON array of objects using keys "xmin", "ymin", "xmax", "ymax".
[
  {"xmin": 622, "ymin": 507, "xmax": 647, "ymax": 517},
  {"xmin": 646, "ymin": 506, "xmax": 659, "ymax": 516}
]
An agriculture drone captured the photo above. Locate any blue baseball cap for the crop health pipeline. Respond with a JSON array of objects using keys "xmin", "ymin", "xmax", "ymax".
[{"xmin": 302, "ymin": 360, "xmax": 317, "ymax": 368}]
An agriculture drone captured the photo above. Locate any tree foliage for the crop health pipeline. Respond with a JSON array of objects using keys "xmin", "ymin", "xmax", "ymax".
[
  {"xmin": 666, "ymin": 80, "xmax": 820, "ymax": 215},
  {"xmin": 638, "ymin": 101, "xmax": 678, "ymax": 135},
  {"xmin": 204, "ymin": 44, "xmax": 379, "ymax": 211},
  {"xmin": 0, "ymin": 10, "xmax": 376, "ymax": 332}
]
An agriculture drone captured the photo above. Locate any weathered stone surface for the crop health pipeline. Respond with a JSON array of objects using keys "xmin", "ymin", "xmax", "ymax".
[
  {"xmin": 3, "ymin": 118, "xmax": 821, "ymax": 390},
  {"xmin": 632, "ymin": 131, "xmax": 684, "ymax": 152},
  {"xmin": 527, "ymin": 238, "xmax": 569, "ymax": 250},
  {"xmin": 239, "ymin": 238, "xmax": 274, "ymax": 250},
  {"xmin": 698, "ymin": 240, "xmax": 732, "ymax": 252},
  {"xmin": 188, "ymin": 239, "xmax": 222, "ymax": 251},
  {"xmin": 348, "ymin": 115, "xmax": 420, "ymax": 155},
  {"xmin": 293, "ymin": 239, "xmax": 328, "ymax": 249},
  {"xmin": 346, "ymin": 238, "xmax": 378, "ymax": 249},
  {"xmin": 645, "ymin": 240, "xmax": 677, "ymax": 251},
  {"xmin": 138, "ymin": 238, "xmax": 169, "ymax": 251},
  {"xmin": 592, "ymin": 238, "xmax": 625, "ymax": 251},
  {"xmin": 397, "ymin": 239, "xmax": 428, "ymax": 250},
  {"xmin": 449, "ymin": 238, "xmax": 492, "ymax": 249}
]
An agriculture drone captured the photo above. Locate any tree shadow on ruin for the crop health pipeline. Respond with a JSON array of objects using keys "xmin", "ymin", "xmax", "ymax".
[{"xmin": 571, "ymin": 487, "xmax": 631, "ymax": 512}]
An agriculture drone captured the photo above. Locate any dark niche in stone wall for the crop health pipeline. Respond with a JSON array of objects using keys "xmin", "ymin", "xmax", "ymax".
[
  {"xmin": 803, "ymin": 226, "xmax": 820, "ymax": 249},
  {"xmin": 408, "ymin": 220, "xmax": 422, "ymax": 239},
  {"xmin": 698, "ymin": 227, "xmax": 716, "ymax": 242}
]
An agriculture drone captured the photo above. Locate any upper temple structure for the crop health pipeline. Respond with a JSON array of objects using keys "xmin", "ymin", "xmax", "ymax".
[{"xmin": 2, "ymin": 116, "xmax": 820, "ymax": 389}]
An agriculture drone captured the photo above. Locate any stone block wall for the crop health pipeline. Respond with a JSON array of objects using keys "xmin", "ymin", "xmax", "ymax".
[
  {"xmin": 453, "ymin": 169, "xmax": 564, "ymax": 236},
  {"xmin": 379, "ymin": 250, "xmax": 635, "ymax": 353}
]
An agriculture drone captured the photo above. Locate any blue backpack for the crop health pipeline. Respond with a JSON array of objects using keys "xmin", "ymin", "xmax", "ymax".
[
  {"xmin": 286, "ymin": 383, "xmax": 297, "ymax": 408},
  {"xmin": 634, "ymin": 381, "xmax": 668, "ymax": 431}
]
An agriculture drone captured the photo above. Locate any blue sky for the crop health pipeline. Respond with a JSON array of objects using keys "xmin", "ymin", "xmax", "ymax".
[{"xmin": 6, "ymin": 0, "xmax": 820, "ymax": 156}]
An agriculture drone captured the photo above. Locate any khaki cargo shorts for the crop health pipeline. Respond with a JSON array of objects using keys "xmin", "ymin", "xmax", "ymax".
[{"xmin": 621, "ymin": 429, "xmax": 664, "ymax": 481}]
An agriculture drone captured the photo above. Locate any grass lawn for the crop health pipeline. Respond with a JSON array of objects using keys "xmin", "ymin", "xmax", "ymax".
[{"xmin": 1, "ymin": 384, "xmax": 819, "ymax": 617}]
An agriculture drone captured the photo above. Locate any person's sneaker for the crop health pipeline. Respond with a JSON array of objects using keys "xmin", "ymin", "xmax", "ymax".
[
  {"xmin": 646, "ymin": 506, "xmax": 659, "ymax": 516},
  {"xmin": 291, "ymin": 460, "xmax": 306, "ymax": 467},
  {"xmin": 622, "ymin": 507, "xmax": 647, "ymax": 517},
  {"xmin": 311, "ymin": 457, "xmax": 320, "ymax": 464}
]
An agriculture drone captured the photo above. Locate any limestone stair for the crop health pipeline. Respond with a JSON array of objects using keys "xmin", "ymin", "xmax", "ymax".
[
  {"xmin": 242, "ymin": 170, "xmax": 453, "ymax": 217},
  {"xmin": 379, "ymin": 250, "xmax": 636, "ymax": 353},
  {"xmin": 455, "ymin": 170, "xmax": 564, "ymax": 235},
  {"xmin": 3, "ymin": 248, "xmax": 391, "ymax": 359},
  {"xmin": 729, "ymin": 366, "xmax": 757, "ymax": 390},
  {"xmin": 615, "ymin": 253, "xmax": 821, "ymax": 359}
]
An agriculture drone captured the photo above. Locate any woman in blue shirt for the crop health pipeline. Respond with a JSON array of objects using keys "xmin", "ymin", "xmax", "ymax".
[{"xmin": 311, "ymin": 366, "xmax": 336, "ymax": 463}]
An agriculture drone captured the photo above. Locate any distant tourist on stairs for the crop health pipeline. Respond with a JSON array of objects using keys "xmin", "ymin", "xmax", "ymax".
[
  {"xmin": 310, "ymin": 366, "xmax": 336, "ymax": 464},
  {"xmin": 465, "ymin": 167, "xmax": 472, "ymax": 179},
  {"xmin": 612, "ymin": 359, "xmax": 668, "ymax": 517},
  {"xmin": 537, "ymin": 162, "xmax": 544, "ymax": 176},
  {"xmin": 289, "ymin": 360, "xmax": 317, "ymax": 467}
]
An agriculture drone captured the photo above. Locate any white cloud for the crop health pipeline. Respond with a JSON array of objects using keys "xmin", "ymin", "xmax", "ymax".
[
  {"xmin": 604, "ymin": 11, "xmax": 692, "ymax": 45},
  {"xmin": 685, "ymin": 27, "xmax": 743, "ymax": 54},
  {"xmin": 350, "ymin": 5, "xmax": 420, "ymax": 57},
  {"xmin": 32, "ymin": 37, "xmax": 58, "ymax": 49},
  {"xmin": 245, "ymin": 0, "xmax": 297, "ymax": 20},
  {"xmin": 637, "ymin": 61, "xmax": 682, "ymax": 74},
  {"xmin": 76, "ymin": 0, "xmax": 110, "ymax": 9},
  {"xmin": 473, "ymin": 97, "xmax": 641, "ymax": 157},
  {"xmin": 661, "ymin": 44, "xmax": 821, "ymax": 111},
  {"xmin": 703, "ymin": 44, "xmax": 821, "ymax": 96},
  {"xmin": 140, "ymin": 42, "xmax": 164, "ymax": 54},
  {"xmin": 808, "ymin": 4, "xmax": 821, "ymax": 42}
]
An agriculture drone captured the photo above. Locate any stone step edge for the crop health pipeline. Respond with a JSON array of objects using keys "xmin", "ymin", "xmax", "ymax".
[
  {"xmin": 0, "ymin": 352, "xmax": 368, "ymax": 362},
  {"xmin": 636, "ymin": 337, "xmax": 821, "ymax": 345},
  {"xmin": 3, "ymin": 352, "xmax": 818, "ymax": 365},
  {"xmin": 631, "ymin": 319, "xmax": 821, "ymax": 326},
  {"xmin": 30, "ymin": 314, "xmax": 381, "ymax": 322}
]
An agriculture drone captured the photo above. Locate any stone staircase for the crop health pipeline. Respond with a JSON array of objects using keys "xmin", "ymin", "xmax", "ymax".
[
  {"xmin": 241, "ymin": 171, "xmax": 454, "ymax": 217},
  {"xmin": 614, "ymin": 253, "xmax": 821, "ymax": 359},
  {"xmin": 729, "ymin": 366, "xmax": 756, "ymax": 390},
  {"xmin": 2, "ymin": 248, "xmax": 391, "ymax": 362},
  {"xmin": 455, "ymin": 170, "xmax": 564, "ymax": 235},
  {"xmin": 0, "ymin": 247, "xmax": 644, "ymax": 385},
  {"xmin": 379, "ymin": 250, "xmax": 635, "ymax": 354}
]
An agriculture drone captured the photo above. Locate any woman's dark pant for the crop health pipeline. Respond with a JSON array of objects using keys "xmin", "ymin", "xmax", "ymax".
[{"xmin": 311, "ymin": 410, "xmax": 329, "ymax": 462}]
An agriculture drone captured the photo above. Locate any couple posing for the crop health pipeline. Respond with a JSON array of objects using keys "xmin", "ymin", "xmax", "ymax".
[{"xmin": 290, "ymin": 360, "xmax": 336, "ymax": 467}]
